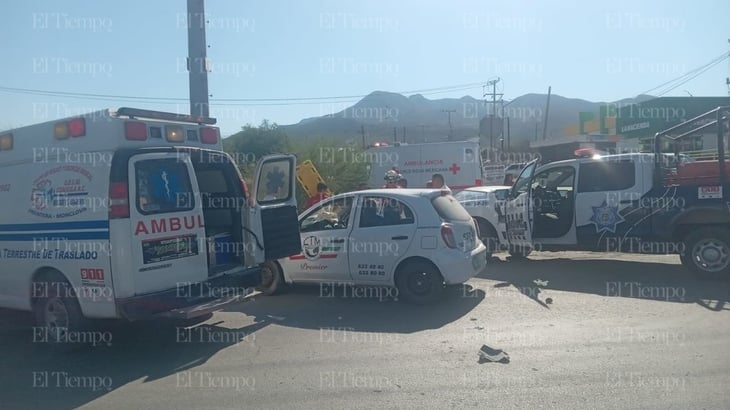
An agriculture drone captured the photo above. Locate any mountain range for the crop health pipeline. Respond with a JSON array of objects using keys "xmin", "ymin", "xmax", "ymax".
[{"xmin": 281, "ymin": 91, "xmax": 655, "ymax": 149}]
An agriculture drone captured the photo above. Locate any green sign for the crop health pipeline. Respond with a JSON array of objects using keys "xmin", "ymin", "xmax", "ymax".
[{"xmin": 615, "ymin": 97, "xmax": 730, "ymax": 139}]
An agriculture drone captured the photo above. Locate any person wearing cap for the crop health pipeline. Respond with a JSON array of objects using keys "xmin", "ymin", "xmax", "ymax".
[
  {"xmin": 382, "ymin": 169, "xmax": 401, "ymax": 188},
  {"xmin": 305, "ymin": 182, "xmax": 330, "ymax": 209}
]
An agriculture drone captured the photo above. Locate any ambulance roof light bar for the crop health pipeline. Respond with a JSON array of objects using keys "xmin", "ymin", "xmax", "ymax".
[{"xmin": 114, "ymin": 107, "xmax": 217, "ymax": 125}]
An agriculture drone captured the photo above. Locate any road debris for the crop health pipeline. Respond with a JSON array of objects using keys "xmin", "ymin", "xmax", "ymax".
[{"xmin": 478, "ymin": 344, "xmax": 510, "ymax": 363}]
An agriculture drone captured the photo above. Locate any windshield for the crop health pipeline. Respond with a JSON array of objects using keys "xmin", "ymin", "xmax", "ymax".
[{"xmin": 512, "ymin": 161, "xmax": 537, "ymax": 196}]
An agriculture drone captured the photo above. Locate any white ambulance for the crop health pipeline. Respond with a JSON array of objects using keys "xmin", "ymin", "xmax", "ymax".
[
  {"xmin": 0, "ymin": 107, "xmax": 301, "ymax": 341},
  {"xmin": 366, "ymin": 140, "xmax": 484, "ymax": 190}
]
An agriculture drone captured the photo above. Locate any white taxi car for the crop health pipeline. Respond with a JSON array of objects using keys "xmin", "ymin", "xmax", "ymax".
[
  {"xmin": 454, "ymin": 185, "xmax": 512, "ymax": 257},
  {"xmin": 260, "ymin": 189, "xmax": 487, "ymax": 304}
]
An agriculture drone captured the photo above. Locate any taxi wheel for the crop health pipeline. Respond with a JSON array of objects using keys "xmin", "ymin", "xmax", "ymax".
[
  {"xmin": 395, "ymin": 261, "xmax": 445, "ymax": 305},
  {"xmin": 258, "ymin": 261, "xmax": 285, "ymax": 296},
  {"xmin": 32, "ymin": 276, "xmax": 87, "ymax": 348}
]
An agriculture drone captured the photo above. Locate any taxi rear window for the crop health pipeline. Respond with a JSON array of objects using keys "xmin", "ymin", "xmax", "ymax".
[{"xmin": 431, "ymin": 195, "xmax": 471, "ymax": 222}]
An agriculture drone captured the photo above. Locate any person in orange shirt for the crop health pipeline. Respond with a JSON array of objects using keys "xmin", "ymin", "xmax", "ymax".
[{"xmin": 305, "ymin": 182, "xmax": 330, "ymax": 209}]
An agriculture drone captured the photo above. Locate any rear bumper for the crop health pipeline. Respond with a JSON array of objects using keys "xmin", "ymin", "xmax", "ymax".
[
  {"xmin": 116, "ymin": 266, "xmax": 261, "ymax": 321},
  {"xmin": 435, "ymin": 244, "xmax": 487, "ymax": 285}
]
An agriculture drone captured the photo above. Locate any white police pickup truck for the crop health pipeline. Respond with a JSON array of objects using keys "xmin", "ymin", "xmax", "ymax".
[{"xmin": 504, "ymin": 106, "xmax": 730, "ymax": 279}]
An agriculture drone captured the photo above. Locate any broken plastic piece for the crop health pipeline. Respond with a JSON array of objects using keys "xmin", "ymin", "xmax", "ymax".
[{"xmin": 478, "ymin": 344, "xmax": 510, "ymax": 363}]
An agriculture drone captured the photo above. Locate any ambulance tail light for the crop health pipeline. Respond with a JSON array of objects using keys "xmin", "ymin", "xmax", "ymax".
[
  {"xmin": 125, "ymin": 121, "xmax": 148, "ymax": 141},
  {"xmin": 54, "ymin": 118, "xmax": 86, "ymax": 139},
  {"xmin": 441, "ymin": 223, "xmax": 457, "ymax": 249},
  {"xmin": 166, "ymin": 125, "xmax": 185, "ymax": 142},
  {"xmin": 109, "ymin": 182, "xmax": 130, "ymax": 219},
  {"xmin": 0, "ymin": 133, "xmax": 12, "ymax": 150},
  {"xmin": 200, "ymin": 127, "xmax": 219, "ymax": 144},
  {"xmin": 69, "ymin": 118, "xmax": 86, "ymax": 137}
]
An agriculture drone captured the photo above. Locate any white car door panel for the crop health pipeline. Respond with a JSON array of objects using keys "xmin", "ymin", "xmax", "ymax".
[{"xmin": 348, "ymin": 195, "xmax": 417, "ymax": 284}]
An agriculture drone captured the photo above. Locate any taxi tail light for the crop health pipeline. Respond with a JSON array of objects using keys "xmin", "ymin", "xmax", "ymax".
[
  {"xmin": 441, "ymin": 223, "xmax": 457, "ymax": 249},
  {"xmin": 200, "ymin": 127, "xmax": 219, "ymax": 144},
  {"xmin": 125, "ymin": 121, "xmax": 148, "ymax": 140},
  {"xmin": 109, "ymin": 182, "xmax": 130, "ymax": 219}
]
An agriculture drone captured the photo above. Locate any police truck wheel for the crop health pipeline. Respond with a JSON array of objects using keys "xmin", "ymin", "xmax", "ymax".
[
  {"xmin": 508, "ymin": 246, "xmax": 532, "ymax": 259},
  {"xmin": 258, "ymin": 261, "xmax": 285, "ymax": 296},
  {"xmin": 682, "ymin": 228, "xmax": 730, "ymax": 280},
  {"xmin": 478, "ymin": 221, "xmax": 500, "ymax": 259},
  {"xmin": 32, "ymin": 279, "xmax": 86, "ymax": 347},
  {"xmin": 395, "ymin": 261, "xmax": 445, "ymax": 305}
]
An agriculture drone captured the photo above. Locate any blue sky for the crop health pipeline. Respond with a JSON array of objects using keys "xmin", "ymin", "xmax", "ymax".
[{"xmin": 1, "ymin": 0, "xmax": 728, "ymax": 136}]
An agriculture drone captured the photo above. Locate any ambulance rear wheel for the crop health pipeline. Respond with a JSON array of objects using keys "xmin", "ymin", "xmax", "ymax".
[
  {"xmin": 32, "ymin": 276, "xmax": 87, "ymax": 347},
  {"xmin": 258, "ymin": 261, "xmax": 285, "ymax": 296},
  {"xmin": 682, "ymin": 228, "xmax": 730, "ymax": 280}
]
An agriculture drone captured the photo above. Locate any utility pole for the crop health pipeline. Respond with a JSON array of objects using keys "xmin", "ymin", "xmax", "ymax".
[
  {"xmin": 483, "ymin": 78, "xmax": 503, "ymax": 150},
  {"xmin": 507, "ymin": 116, "xmax": 511, "ymax": 150},
  {"xmin": 393, "ymin": 127, "xmax": 397, "ymax": 143},
  {"xmin": 187, "ymin": 0, "xmax": 210, "ymax": 118},
  {"xmin": 361, "ymin": 125, "xmax": 366, "ymax": 149},
  {"xmin": 402, "ymin": 126, "xmax": 406, "ymax": 143},
  {"xmin": 542, "ymin": 86, "xmax": 552, "ymax": 141},
  {"xmin": 420, "ymin": 124, "xmax": 427, "ymax": 141},
  {"xmin": 442, "ymin": 109, "xmax": 456, "ymax": 141}
]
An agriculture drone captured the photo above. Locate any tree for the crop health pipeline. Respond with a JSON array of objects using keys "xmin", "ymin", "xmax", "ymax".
[
  {"xmin": 223, "ymin": 122, "xmax": 370, "ymax": 209},
  {"xmin": 223, "ymin": 120, "xmax": 290, "ymax": 179}
]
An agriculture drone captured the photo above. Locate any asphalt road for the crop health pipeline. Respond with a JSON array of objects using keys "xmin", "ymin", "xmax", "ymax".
[{"xmin": 1, "ymin": 251, "xmax": 729, "ymax": 409}]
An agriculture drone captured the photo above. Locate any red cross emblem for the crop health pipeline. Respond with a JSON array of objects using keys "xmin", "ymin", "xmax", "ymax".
[{"xmin": 449, "ymin": 163, "xmax": 461, "ymax": 175}]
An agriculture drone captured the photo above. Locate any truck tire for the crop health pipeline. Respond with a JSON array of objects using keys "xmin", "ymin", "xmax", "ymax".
[
  {"xmin": 682, "ymin": 228, "xmax": 730, "ymax": 280},
  {"xmin": 508, "ymin": 245, "xmax": 532, "ymax": 259},
  {"xmin": 395, "ymin": 260, "xmax": 445, "ymax": 305},
  {"xmin": 477, "ymin": 220, "xmax": 500, "ymax": 258},
  {"xmin": 32, "ymin": 277, "xmax": 87, "ymax": 348},
  {"xmin": 257, "ymin": 260, "xmax": 286, "ymax": 296}
]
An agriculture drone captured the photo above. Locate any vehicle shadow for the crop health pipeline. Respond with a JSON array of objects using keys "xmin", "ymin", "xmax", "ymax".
[
  {"xmin": 479, "ymin": 254, "xmax": 730, "ymax": 311},
  {"xmin": 0, "ymin": 284, "xmax": 483, "ymax": 408},
  {"xmin": 226, "ymin": 283, "xmax": 485, "ymax": 334},
  {"xmin": 0, "ymin": 308, "xmax": 269, "ymax": 409}
]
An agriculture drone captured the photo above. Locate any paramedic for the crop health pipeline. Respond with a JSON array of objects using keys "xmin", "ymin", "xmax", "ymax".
[
  {"xmin": 383, "ymin": 170, "xmax": 401, "ymax": 188},
  {"xmin": 305, "ymin": 182, "xmax": 330, "ymax": 209}
]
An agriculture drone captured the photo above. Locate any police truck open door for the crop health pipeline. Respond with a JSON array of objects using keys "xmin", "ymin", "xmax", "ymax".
[{"xmin": 505, "ymin": 159, "xmax": 538, "ymax": 256}]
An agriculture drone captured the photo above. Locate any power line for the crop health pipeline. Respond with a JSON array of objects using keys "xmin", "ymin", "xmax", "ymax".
[
  {"xmin": 638, "ymin": 51, "xmax": 730, "ymax": 96},
  {"xmin": 0, "ymin": 82, "xmax": 486, "ymax": 106},
  {"xmin": 655, "ymin": 55, "xmax": 729, "ymax": 97}
]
